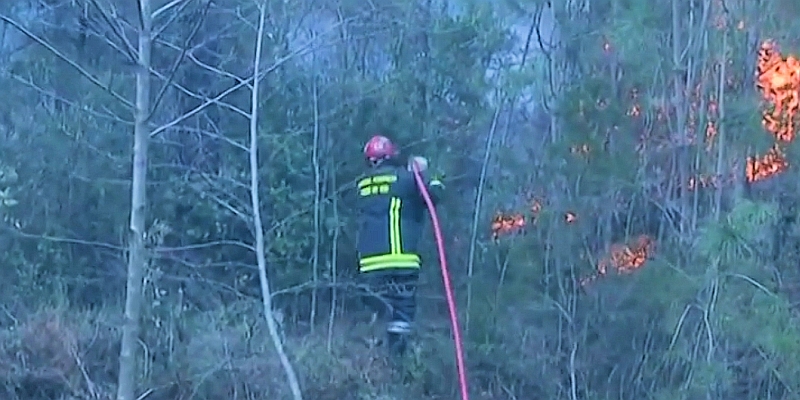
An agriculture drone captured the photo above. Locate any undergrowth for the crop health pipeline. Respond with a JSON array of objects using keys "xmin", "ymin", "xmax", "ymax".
[{"xmin": 0, "ymin": 301, "xmax": 509, "ymax": 400}]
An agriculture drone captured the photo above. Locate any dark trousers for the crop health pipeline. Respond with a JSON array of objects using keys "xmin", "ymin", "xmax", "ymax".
[{"xmin": 359, "ymin": 269, "xmax": 420, "ymax": 357}]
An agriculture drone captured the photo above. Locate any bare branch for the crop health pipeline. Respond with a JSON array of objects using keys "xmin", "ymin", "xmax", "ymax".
[
  {"xmin": 199, "ymin": 172, "xmax": 253, "ymax": 212},
  {"xmin": 190, "ymin": 53, "xmax": 249, "ymax": 84},
  {"xmin": 200, "ymin": 113, "xmax": 248, "ymax": 151},
  {"xmin": 152, "ymin": 0, "xmax": 196, "ymax": 40},
  {"xmin": 149, "ymin": 27, "xmax": 342, "ymax": 138},
  {"xmin": 149, "ymin": 65, "xmax": 250, "ymax": 119},
  {"xmin": 163, "ymin": 124, "xmax": 248, "ymax": 152},
  {"xmin": 157, "ymin": 38, "xmax": 249, "ymax": 87},
  {"xmin": 188, "ymin": 182, "xmax": 252, "ymax": 224},
  {"xmin": 7, "ymin": 72, "xmax": 134, "ymax": 125},
  {"xmin": 0, "ymin": 14, "xmax": 134, "ymax": 109},
  {"xmin": 1, "ymin": 226, "xmax": 124, "ymax": 251},
  {"xmin": 149, "ymin": 0, "xmax": 211, "ymax": 118},
  {"xmin": 85, "ymin": 0, "xmax": 138, "ymax": 61},
  {"xmin": 156, "ymin": 240, "xmax": 254, "ymax": 252},
  {"xmin": 152, "ymin": 0, "xmax": 190, "ymax": 21},
  {"xmin": 152, "ymin": 14, "xmax": 245, "ymax": 54}
]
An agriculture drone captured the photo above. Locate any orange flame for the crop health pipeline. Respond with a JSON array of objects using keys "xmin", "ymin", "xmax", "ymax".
[
  {"xmin": 757, "ymin": 40, "xmax": 800, "ymax": 143},
  {"xmin": 745, "ymin": 40, "xmax": 798, "ymax": 182},
  {"xmin": 747, "ymin": 145, "xmax": 788, "ymax": 183},
  {"xmin": 491, "ymin": 213, "xmax": 525, "ymax": 239},
  {"xmin": 581, "ymin": 235, "xmax": 654, "ymax": 286},
  {"xmin": 491, "ymin": 199, "xmax": 577, "ymax": 239}
]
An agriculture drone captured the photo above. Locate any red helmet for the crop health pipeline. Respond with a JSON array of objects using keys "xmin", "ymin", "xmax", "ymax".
[{"xmin": 363, "ymin": 135, "xmax": 398, "ymax": 161}]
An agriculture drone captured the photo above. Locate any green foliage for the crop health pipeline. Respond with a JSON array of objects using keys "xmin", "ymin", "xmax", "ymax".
[
  {"xmin": 4, "ymin": 0, "xmax": 800, "ymax": 399},
  {"xmin": 696, "ymin": 199, "xmax": 777, "ymax": 262}
]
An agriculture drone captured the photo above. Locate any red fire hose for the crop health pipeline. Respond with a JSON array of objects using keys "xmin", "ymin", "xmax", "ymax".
[{"xmin": 411, "ymin": 164, "xmax": 470, "ymax": 400}]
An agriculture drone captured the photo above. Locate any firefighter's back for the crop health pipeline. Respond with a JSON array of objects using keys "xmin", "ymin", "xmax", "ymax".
[{"xmin": 356, "ymin": 165, "xmax": 424, "ymax": 273}]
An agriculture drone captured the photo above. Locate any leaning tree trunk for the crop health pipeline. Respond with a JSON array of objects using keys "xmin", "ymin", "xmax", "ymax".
[
  {"xmin": 117, "ymin": 0, "xmax": 152, "ymax": 399},
  {"xmin": 249, "ymin": 3, "xmax": 303, "ymax": 399}
]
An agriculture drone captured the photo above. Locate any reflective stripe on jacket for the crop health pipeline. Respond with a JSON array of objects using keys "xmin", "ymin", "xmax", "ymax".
[{"xmin": 356, "ymin": 165, "xmax": 443, "ymax": 273}]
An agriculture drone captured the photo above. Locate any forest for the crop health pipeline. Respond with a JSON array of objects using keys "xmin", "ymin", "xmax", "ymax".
[{"xmin": 1, "ymin": 0, "xmax": 800, "ymax": 399}]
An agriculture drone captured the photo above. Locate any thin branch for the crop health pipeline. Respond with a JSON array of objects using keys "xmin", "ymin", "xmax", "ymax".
[
  {"xmin": 153, "ymin": 0, "xmax": 192, "ymax": 25},
  {"xmin": 173, "ymin": 44, "xmax": 250, "ymax": 86},
  {"xmin": 85, "ymin": 0, "xmax": 138, "ymax": 61},
  {"xmin": 7, "ymin": 72, "xmax": 133, "ymax": 125},
  {"xmin": 200, "ymin": 113, "xmax": 248, "ymax": 151},
  {"xmin": 199, "ymin": 173, "xmax": 253, "ymax": 212},
  {"xmin": 726, "ymin": 273, "xmax": 779, "ymax": 298},
  {"xmin": 0, "ymin": 15, "xmax": 133, "ymax": 109},
  {"xmin": 149, "ymin": 21, "xmax": 347, "ymax": 138},
  {"xmin": 186, "ymin": 180, "xmax": 252, "ymax": 225},
  {"xmin": 156, "ymin": 240, "xmax": 254, "ymax": 252},
  {"xmin": 152, "ymin": 18, "xmax": 244, "ymax": 57},
  {"xmin": 164, "ymin": 124, "xmax": 248, "ymax": 152},
  {"xmin": 149, "ymin": 66, "xmax": 250, "ymax": 118},
  {"xmin": 6, "ymin": 224, "xmax": 256, "ymax": 256},
  {"xmin": 149, "ymin": 36, "xmax": 382, "ymax": 124},
  {"xmin": 149, "ymin": 0, "xmax": 211, "ymax": 118},
  {"xmin": 1, "ymin": 226, "xmax": 124, "ymax": 251}
]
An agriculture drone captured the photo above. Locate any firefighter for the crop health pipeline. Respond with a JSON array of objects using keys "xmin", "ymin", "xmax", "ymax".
[{"xmin": 356, "ymin": 134, "xmax": 444, "ymax": 359}]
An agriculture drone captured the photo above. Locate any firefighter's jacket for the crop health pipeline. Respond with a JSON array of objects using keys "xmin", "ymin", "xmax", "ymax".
[{"xmin": 356, "ymin": 165, "xmax": 444, "ymax": 273}]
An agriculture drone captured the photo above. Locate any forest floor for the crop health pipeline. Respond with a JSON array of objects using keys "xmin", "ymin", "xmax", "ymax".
[{"xmin": 0, "ymin": 301, "xmax": 482, "ymax": 400}]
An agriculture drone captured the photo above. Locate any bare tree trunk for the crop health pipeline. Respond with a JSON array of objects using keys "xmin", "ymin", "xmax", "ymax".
[
  {"xmin": 249, "ymin": 4, "xmax": 303, "ymax": 400},
  {"xmin": 671, "ymin": 0, "xmax": 691, "ymax": 236},
  {"xmin": 464, "ymin": 107, "xmax": 501, "ymax": 333},
  {"xmin": 326, "ymin": 161, "xmax": 339, "ymax": 352},
  {"xmin": 713, "ymin": 32, "xmax": 728, "ymax": 220},
  {"xmin": 117, "ymin": 0, "xmax": 152, "ymax": 399},
  {"xmin": 310, "ymin": 65, "xmax": 321, "ymax": 334}
]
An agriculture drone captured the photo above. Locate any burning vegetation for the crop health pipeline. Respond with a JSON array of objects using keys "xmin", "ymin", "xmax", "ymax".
[
  {"xmin": 489, "ymin": 39, "xmax": 798, "ymax": 287},
  {"xmin": 747, "ymin": 40, "xmax": 799, "ymax": 182},
  {"xmin": 490, "ymin": 199, "xmax": 654, "ymax": 286},
  {"xmin": 579, "ymin": 235, "xmax": 655, "ymax": 286}
]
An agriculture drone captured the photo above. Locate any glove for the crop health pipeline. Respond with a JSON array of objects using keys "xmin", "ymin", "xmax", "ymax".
[{"xmin": 408, "ymin": 156, "xmax": 428, "ymax": 172}]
